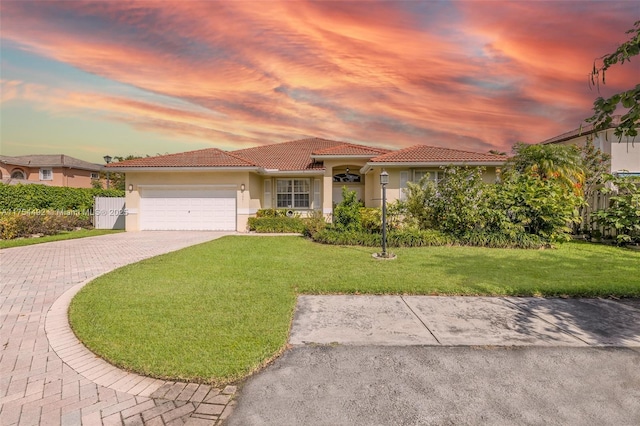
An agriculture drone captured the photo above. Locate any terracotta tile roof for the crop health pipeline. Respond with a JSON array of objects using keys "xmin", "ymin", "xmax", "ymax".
[
  {"xmin": 232, "ymin": 138, "xmax": 366, "ymax": 171},
  {"xmin": 106, "ymin": 148, "xmax": 257, "ymax": 168},
  {"xmin": 0, "ymin": 154, "xmax": 102, "ymax": 171},
  {"xmin": 312, "ymin": 144, "xmax": 390, "ymax": 156},
  {"xmin": 369, "ymin": 145, "xmax": 508, "ymax": 163}
]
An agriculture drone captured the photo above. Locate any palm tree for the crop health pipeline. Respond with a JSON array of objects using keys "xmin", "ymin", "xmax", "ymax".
[{"xmin": 502, "ymin": 142, "xmax": 585, "ymax": 193}]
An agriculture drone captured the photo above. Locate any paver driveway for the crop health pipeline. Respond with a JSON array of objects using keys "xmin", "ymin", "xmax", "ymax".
[{"xmin": 1, "ymin": 231, "xmax": 235, "ymax": 426}]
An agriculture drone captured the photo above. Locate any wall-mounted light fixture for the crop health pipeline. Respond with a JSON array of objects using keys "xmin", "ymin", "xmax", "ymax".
[
  {"xmin": 240, "ymin": 183, "xmax": 246, "ymax": 192},
  {"xmin": 128, "ymin": 184, "xmax": 133, "ymax": 192}
]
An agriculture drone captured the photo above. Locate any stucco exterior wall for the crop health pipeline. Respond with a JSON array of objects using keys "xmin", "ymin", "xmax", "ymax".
[
  {"xmin": 125, "ymin": 171, "xmax": 249, "ymax": 232},
  {"xmin": 551, "ymin": 129, "xmax": 640, "ymax": 174},
  {"xmin": 363, "ymin": 166, "xmax": 498, "ymax": 207},
  {"xmin": 0, "ymin": 165, "xmax": 96, "ymax": 188}
]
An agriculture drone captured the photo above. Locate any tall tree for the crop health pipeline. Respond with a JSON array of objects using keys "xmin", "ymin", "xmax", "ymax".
[
  {"xmin": 588, "ymin": 20, "xmax": 640, "ymax": 139},
  {"xmin": 502, "ymin": 143, "xmax": 585, "ymax": 193}
]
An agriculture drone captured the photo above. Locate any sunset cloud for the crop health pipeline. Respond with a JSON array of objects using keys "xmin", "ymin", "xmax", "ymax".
[{"xmin": 1, "ymin": 0, "xmax": 637, "ymax": 161}]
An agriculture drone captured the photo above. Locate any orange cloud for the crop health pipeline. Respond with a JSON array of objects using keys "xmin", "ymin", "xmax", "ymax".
[{"xmin": 1, "ymin": 0, "xmax": 637, "ymax": 155}]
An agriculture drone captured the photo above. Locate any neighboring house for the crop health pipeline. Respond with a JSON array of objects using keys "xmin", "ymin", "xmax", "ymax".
[
  {"xmin": 107, "ymin": 138, "xmax": 507, "ymax": 232},
  {"xmin": 0, "ymin": 154, "xmax": 103, "ymax": 188},
  {"xmin": 540, "ymin": 118, "xmax": 640, "ymax": 176}
]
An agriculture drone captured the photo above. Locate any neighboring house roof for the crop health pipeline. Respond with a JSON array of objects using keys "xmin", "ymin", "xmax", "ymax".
[
  {"xmin": 368, "ymin": 145, "xmax": 507, "ymax": 164},
  {"xmin": 106, "ymin": 148, "xmax": 257, "ymax": 168},
  {"xmin": 0, "ymin": 154, "xmax": 102, "ymax": 171},
  {"xmin": 541, "ymin": 116, "xmax": 622, "ymax": 145}
]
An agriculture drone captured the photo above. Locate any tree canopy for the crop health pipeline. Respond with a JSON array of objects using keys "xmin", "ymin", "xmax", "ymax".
[
  {"xmin": 587, "ymin": 20, "xmax": 640, "ymax": 140},
  {"xmin": 502, "ymin": 142, "xmax": 585, "ymax": 193}
]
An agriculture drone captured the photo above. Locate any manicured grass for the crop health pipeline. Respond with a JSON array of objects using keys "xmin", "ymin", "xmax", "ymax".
[
  {"xmin": 0, "ymin": 229, "xmax": 124, "ymax": 249},
  {"xmin": 69, "ymin": 236, "xmax": 640, "ymax": 385}
]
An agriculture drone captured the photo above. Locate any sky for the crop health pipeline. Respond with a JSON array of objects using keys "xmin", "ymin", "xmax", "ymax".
[{"xmin": 1, "ymin": 1, "xmax": 638, "ymax": 163}]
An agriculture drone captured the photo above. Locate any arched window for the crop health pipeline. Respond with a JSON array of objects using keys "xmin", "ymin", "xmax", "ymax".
[
  {"xmin": 333, "ymin": 171, "xmax": 361, "ymax": 183},
  {"xmin": 11, "ymin": 170, "xmax": 26, "ymax": 179}
]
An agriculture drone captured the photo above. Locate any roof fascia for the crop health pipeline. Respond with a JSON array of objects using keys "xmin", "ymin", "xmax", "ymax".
[
  {"xmin": 310, "ymin": 154, "xmax": 380, "ymax": 160},
  {"xmin": 258, "ymin": 169, "xmax": 325, "ymax": 176},
  {"xmin": 0, "ymin": 160, "xmax": 101, "ymax": 171},
  {"xmin": 360, "ymin": 161, "xmax": 506, "ymax": 174},
  {"xmin": 105, "ymin": 166, "xmax": 260, "ymax": 172}
]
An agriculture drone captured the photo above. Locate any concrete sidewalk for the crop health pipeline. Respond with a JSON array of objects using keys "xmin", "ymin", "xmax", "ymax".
[
  {"xmin": 228, "ymin": 295, "xmax": 640, "ymax": 425},
  {"xmin": 290, "ymin": 295, "xmax": 640, "ymax": 347}
]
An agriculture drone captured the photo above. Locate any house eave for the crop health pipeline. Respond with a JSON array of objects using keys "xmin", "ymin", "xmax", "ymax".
[
  {"xmin": 0, "ymin": 160, "xmax": 102, "ymax": 172},
  {"xmin": 105, "ymin": 166, "xmax": 260, "ymax": 172},
  {"xmin": 310, "ymin": 154, "xmax": 379, "ymax": 160},
  {"xmin": 258, "ymin": 169, "xmax": 325, "ymax": 176},
  {"xmin": 360, "ymin": 161, "xmax": 506, "ymax": 173}
]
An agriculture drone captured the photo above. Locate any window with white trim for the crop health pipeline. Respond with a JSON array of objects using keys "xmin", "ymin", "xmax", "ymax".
[
  {"xmin": 413, "ymin": 170, "xmax": 443, "ymax": 184},
  {"xmin": 276, "ymin": 179, "xmax": 310, "ymax": 208},
  {"xmin": 91, "ymin": 172, "xmax": 99, "ymax": 179},
  {"xmin": 39, "ymin": 168, "xmax": 53, "ymax": 181}
]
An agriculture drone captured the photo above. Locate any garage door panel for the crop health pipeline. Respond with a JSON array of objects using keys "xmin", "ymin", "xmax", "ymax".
[{"xmin": 140, "ymin": 188, "xmax": 236, "ymax": 231}]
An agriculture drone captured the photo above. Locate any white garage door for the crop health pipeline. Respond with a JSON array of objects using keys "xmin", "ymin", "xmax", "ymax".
[{"xmin": 140, "ymin": 187, "xmax": 236, "ymax": 231}]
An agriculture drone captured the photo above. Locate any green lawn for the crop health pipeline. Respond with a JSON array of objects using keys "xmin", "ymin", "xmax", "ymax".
[
  {"xmin": 69, "ymin": 236, "xmax": 640, "ymax": 385},
  {"xmin": 0, "ymin": 229, "xmax": 124, "ymax": 249}
]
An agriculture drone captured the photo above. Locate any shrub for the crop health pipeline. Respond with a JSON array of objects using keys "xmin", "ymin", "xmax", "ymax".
[
  {"xmin": 333, "ymin": 187, "xmax": 363, "ymax": 231},
  {"xmin": 311, "ymin": 228, "xmax": 380, "ymax": 246},
  {"xmin": 247, "ymin": 216, "xmax": 305, "ymax": 233},
  {"xmin": 495, "ymin": 173, "xmax": 582, "ymax": 242},
  {"xmin": 302, "ymin": 211, "xmax": 328, "ymax": 237},
  {"xmin": 386, "ymin": 229, "xmax": 453, "ymax": 247},
  {"xmin": 385, "ymin": 200, "xmax": 406, "ymax": 230},
  {"xmin": 0, "ymin": 212, "xmax": 92, "ymax": 240},
  {"xmin": 429, "ymin": 166, "xmax": 493, "ymax": 236},
  {"xmin": 593, "ymin": 174, "xmax": 640, "ymax": 244},
  {"xmin": 360, "ymin": 208, "xmax": 381, "ymax": 233},
  {"xmin": 402, "ymin": 175, "xmax": 437, "ymax": 230},
  {"xmin": 0, "ymin": 183, "xmax": 124, "ymax": 212},
  {"xmin": 255, "ymin": 208, "xmax": 300, "ymax": 218}
]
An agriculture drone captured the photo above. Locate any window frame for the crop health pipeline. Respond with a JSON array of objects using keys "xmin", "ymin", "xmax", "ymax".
[
  {"xmin": 91, "ymin": 172, "xmax": 100, "ymax": 180},
  {"xmin": 413, "ymin": 170, "xmax": 443, "ymax": 185},
  {"xmin": 276, "ymin": 178, "xmax": 311, "ymax": 209},
  {"xmin": 11, "ymin": 169, "xmax": 26, "ymax": 179},
  {"xmin": 39, "ymin": 168, "xmax": 53, "ymax": 181}
]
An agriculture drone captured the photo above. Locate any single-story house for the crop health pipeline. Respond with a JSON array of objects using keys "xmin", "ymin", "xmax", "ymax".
[
  {"xmin": 540, "ymin": 117, "xmax": 640, "ymax": 176},
  {"xmin": 0, "ymin": 154, "xmax": 102, "ymax": 188},
  {"xmin": 107, "ymin": 138, "xmax": 507, "ymax": 232}
]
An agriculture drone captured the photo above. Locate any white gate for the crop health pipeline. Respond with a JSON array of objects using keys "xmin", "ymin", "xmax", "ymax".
[{"xmin": 94, "ymin": 197, "xmax": 126, "ymax": 229}]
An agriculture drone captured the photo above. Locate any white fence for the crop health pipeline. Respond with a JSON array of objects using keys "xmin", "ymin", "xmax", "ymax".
[
  {"xmin": 94, "ymin": 197, "xmax": 126, "ymax": 230},
  {"xmin": 581, "ymin": 191, "xmax": 610, "ymax": 227}
]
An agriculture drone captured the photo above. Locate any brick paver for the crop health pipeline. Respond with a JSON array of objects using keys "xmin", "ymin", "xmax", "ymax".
[{"xmin": 1, "ymin": 231, "xmax": 238, "ymax": 425}]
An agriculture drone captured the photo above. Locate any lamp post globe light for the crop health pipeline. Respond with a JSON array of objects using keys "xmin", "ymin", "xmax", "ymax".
[{"xmin": 103, "ymin": 155, "xmax": 112, "ymax": 189}]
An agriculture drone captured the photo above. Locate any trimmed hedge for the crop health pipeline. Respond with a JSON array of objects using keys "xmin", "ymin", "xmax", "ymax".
[
  {"xmin": 0, "ymin": 212, "xmax": 92, "ymax": 240},
  {"xmin": 0, "ymin": 184, "xmax": 124, "ymax": 212},
  {"xmin": 247, "ymin": 216, "xmax": 306, "ymax": 233},
  {"xmin": 310, "ymin": 227, "xmax": 547, "ymax": 249}
]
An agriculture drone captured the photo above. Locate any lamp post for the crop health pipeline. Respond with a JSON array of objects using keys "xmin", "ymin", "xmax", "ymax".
[
  {"xmin": 380, "ymin": 169, "xmax": 389, "ymax": 257},
  {"xmin": 103, "ymin": 155, "xmax": 112, "ymax": 189}
]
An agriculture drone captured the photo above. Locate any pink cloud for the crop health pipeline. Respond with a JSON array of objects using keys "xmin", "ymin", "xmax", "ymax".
[{"xmin": 1, "ymin": 1, "xmax": 637, "ymax": 154}]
